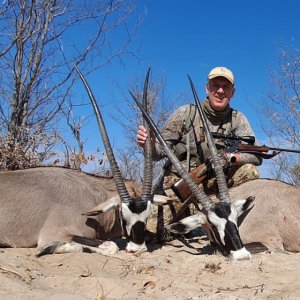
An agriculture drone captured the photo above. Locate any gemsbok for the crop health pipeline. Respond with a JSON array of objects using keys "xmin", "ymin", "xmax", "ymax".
[
  {"xmin": 165, "ymin": 178, "xmax": 300, "ymax": 253},
  {"xmin": 0, "ymin": 67, "xmax": 169, "ymax": 256}
]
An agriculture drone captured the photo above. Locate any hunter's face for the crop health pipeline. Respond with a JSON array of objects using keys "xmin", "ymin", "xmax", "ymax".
[{"xmin": 206, "ymin": 77, "xmax": 235, "ymax": 111}]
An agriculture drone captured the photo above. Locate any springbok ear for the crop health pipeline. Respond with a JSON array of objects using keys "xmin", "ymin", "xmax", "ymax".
[
  {"xmin": 152, "ymin": 194, "xmax": 177, "ymax": 205},
  {"xmin": 166, "ymin": 212, "xmax": 208, "ymax": 235},
  {"xmin": 82, "ymin": 195, "xmax": 121, "ymax": 216},
  {"xmin": 235, "ymin": 196, "xmax": 255, "ymax": 227}
]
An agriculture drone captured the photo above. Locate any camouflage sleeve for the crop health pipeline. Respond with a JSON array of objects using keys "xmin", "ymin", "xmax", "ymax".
[
  {"xmin": 234, "ymin": 112, "xmax": 262, "ymax": 166},
  {"xmin": 152, "ymin": 104, "xmax": 191, "ymax": 161}
]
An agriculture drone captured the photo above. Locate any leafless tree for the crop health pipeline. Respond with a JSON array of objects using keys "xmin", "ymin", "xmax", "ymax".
[
  {"xmin": 0, "ymin": 0, "xmax": 140, "ymax": 170},
  {"xmin": 260, "ymin": 43, "xmax": 300, "ymax": 185},
  {"xmin": 111, "ymin": 71, "xmax": 186, "ymax": 182},
  {"xmin": 60, "ymin": 104, "xmax": 86, "ymax": 170}
]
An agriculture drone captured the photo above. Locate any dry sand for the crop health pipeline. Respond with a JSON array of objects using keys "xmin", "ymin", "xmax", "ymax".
[{"xmin": 1, "ymin": 237, "xmax": 299, "ymax": 300}]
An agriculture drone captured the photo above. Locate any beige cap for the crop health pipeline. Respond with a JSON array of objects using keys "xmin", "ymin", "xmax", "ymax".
[{"xmin": 208, "ymin": 67, "xmax": 234, "ymax": 84}]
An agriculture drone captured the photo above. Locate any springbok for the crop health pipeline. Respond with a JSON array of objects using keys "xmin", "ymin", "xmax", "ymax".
[
  {"xmin": 0, "ymin": 67, "xmax": 169, "ymax": 256},
  {"xmin": 132, "ymin": 75, "xmax": 254, "ymax": 260}
]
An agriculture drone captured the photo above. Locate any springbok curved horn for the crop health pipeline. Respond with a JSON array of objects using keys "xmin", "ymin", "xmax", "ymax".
[
  {"xmin": 188, "ymin": 75, "xmax": 231, "ymax": 203},
  {"xmin": 141, "ymin": 68, "xmax": 153, "ymax": 201},
  {"xmin": 74, "ymin": 65, "xmax": 132, "ymax": 203},
  {"xmin": 131, "ymin": 91, "xmax": 215, "ymax": 211}
]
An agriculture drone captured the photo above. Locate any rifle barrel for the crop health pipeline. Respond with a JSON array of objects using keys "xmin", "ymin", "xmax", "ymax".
[{"xmin": 268, "ymin": 147, "xmax": 300, "ymax": 154}]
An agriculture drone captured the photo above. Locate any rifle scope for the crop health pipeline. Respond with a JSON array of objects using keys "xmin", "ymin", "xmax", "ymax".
[{"xmin": 211, "ymin": 132, "xmax": 255, "ymax": 144}]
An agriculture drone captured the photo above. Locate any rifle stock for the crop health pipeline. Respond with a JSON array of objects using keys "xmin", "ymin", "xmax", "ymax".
[
  {"xmin": 238, "ymin": 143, "xmax": 300, "ymax": 154},
  {"xmin": 171, "ymin": 163, "xmax": 207, "ymax": 201},
  {"xmin": 238, "ymin": 144, "xmax": 270, "ymax": 152}
]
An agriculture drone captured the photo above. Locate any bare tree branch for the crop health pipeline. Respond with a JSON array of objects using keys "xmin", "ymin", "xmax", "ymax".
[
  {"xmin": 111, "ymin": 72, "xmax": 184, "ymax": 182},
  {"xmin": 259, "ymin": 42, "xmax": 300, "ymax": 185},
  {"xmin": 0, "ymin": 0, "xmax": 141, "ymax": 170}
]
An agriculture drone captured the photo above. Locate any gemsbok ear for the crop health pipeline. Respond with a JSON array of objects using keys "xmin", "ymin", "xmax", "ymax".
[
  {"xmin": 166, "ymin": 212, "xmax": 208, "ymax": 235},
  {"xmin": 82, "ymin": 195, "xmax": 121, "ymax": 216},
  {"xmin": 236, "ymin": 196, "xmax": 255, "ymax": 227},
  {"xmin": 152, "ymin": 194, "xmax": 177, "ymax": 205}
]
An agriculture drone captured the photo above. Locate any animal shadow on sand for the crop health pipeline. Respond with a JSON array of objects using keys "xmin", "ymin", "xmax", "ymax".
[{"xmin": 157, "ymin": 227, "xmax": 269, "ymax": 257}]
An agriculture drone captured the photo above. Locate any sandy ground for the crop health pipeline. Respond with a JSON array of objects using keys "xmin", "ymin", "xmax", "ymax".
[{"xmin": 1, "ymin": 237, "xmax": 299, "ymax": 300}]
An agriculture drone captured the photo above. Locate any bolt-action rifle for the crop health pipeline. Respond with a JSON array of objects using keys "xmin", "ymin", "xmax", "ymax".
[
  {"xmin": 171, "ymin": 132, "xmax": 300, "ymax": 201},
  {"xmin": 211, "ymin": 132, "xmax": 300, "ymax": 158}
]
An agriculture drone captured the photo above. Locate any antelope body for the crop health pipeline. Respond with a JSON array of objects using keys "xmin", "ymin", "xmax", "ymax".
[
  {"xmin": 167, "ymin": 178, "xmax": 300, "ymax": 253},
  {"xmin": 0, "ymin": 167, "xmax": 128, "ymax": 255},
  {"xmin": 231, "ymin": 179, "xmax": 300, "ymax": 252}
]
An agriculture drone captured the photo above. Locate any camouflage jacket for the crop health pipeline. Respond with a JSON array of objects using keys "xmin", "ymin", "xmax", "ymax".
[{"xmin": 153, "ymin": 102, "xmax": 262, "ymax": 169}]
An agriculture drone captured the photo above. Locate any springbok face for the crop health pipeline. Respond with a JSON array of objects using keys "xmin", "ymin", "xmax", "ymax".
[
  {"xmin": 76, "ymin": 66, "xmax": 170, "ymax": 254},
  {"xmin": 132, "ymin": 74, "xmax": 254, "ymax": 260}
]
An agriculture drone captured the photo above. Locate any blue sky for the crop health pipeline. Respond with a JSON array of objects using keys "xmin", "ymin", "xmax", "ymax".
[{"xmin": 75, "ymin": 0, "xmax": 300, "ymax": 176}]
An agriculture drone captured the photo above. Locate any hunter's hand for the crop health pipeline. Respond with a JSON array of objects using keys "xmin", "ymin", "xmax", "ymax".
[
  {"xmin": 137, "ymin": 125, "xmax": 156, "ymax": 149},
  {"xmin": 218, "ymin": 150, "xmax": 230, "ymax": 167}
]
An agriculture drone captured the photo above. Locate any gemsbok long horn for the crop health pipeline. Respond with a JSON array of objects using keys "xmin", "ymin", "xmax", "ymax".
[
  {"xmin": 141, "ymin": 67, "xmax": 152, "ymax": 202},
  {"xmin": 130, "ymin": 90, "xmax": 215, "ymax": 211},
  {"xmin": 74, "ymin": 65, "xmax": 132, "ymax": 203},
  {"xmin": 188, "ymin": 75, "xmax": 231, "ymax": 204}
]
